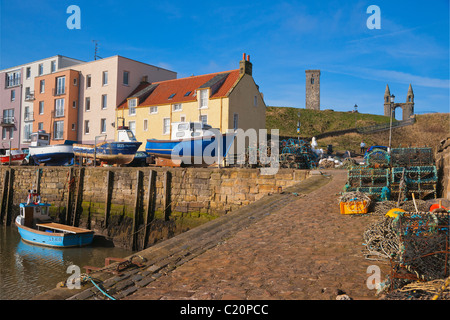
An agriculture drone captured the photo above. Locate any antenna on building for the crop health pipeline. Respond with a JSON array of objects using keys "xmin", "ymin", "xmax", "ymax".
[{"xmin": 92, "ymin": 40, "xmax": 103, "ymax": 60}]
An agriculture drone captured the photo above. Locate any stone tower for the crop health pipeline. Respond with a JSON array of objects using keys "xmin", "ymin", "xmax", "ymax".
[
  {"xmin": 383, "ymin": 84, "xmax": 415, "ymax": 121},
  {"xmin": 305, "ymin": 70, "xmax": 320, "ymax": 110}
]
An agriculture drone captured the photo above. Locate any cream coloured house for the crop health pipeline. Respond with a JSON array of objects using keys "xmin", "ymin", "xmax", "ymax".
[{"xmin": 118, "ymin": 54, "xmax": 266, "ymax": 150}]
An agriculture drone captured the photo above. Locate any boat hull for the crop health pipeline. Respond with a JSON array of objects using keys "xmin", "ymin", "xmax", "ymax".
[
  {"xmin": 0, "ymin": 154, "xmax": 26, "ymax": 165},
  {"xmin": 73, "ymin": 141, "xmax": 142, "ymax": 165},
  {"xmin": 29, "ymin": 144, "xmax": 74, "ymax": 166},
  {"xmin": 146, "ymin": 133, "xmax": 236, "ymax": 165},
  {"xmin": 15, "ymin": 222, "xmax": 94, "ymax": 248}
]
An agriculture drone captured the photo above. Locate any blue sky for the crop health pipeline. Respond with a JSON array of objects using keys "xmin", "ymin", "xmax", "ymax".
[{"xmin": 0, "ymin": 0, "xmax": 449, "ymax": 117}]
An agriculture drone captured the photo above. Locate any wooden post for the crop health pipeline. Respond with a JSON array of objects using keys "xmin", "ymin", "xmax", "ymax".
[
  {"xmin": 163, "ymin": 171, "xmax": 171, "ymax": 221},
  {"xmin": 5, "ymin": 169, "xmax": 13, "ymax": 226},
  {"xmin": 0, "ymin": 170, "xmax": 9, "ymax": 225},
  {"xmin": 143, "ymin": 170, "xmax": 155, "ymax": 249},
  {"xmin": 104, "ymin": 170, "xmax": 113, "ymax": 228},
  {"xmin": 35, "ymin": 169, "xmax": 41, "ymax": 194},
  {"xmin": 72, "ymin": 167, "xmax": 84, "ymax": 226},
  {"xmin": 132, "ymin": 170, "xmax": 143, "ymax": 251},
  {"xmin": 65, "ymin": 168, "xmax": 73, "ymax": 225}
]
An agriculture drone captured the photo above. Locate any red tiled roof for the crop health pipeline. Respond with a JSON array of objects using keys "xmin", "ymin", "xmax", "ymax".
[{"xmin": 118, "ymin": 69, "xmax": 241, "ymax": 109}]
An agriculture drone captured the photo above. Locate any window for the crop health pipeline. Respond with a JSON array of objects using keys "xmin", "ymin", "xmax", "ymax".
[
  {"xmin": 72, "ymin": 123, "xmax": 76, "ymax": 131},
  {"xmin": 200, "ymin": 115, "xmax": 208, "ymax": 125},
  {"xmin": 39, "ymin": 101, "xmax": 44, "ymax": 115},
  {"xmin": 311, "ymin": 77, "xmax": 315, "ymax": 85},
  {"xmin": 102, "ymin": 71, "xmax": 108, "ymax": 86},
  {"xmin": 233, "ymin": 113, "xmax": 239, "ymax": 130},
  {"xmin": 11, "ymin": 90, "xmax": 15, "ymax": 101},
  {"xmin": 24, "ymin": 123, "xmax": 33, "ymax": 141},
  {"xmin": 180, "ymin": 115, "xmax": 186, "ymax": 122},
  {"xmin": 6, "ymin": 71, "xmax": 21, "ymax": 87},
  {"xmin": 128, "ymin": 98, "xmax": 137, "ymax": 115},
  {"xmin": 40, "ymin": 80, "xmax": 45, "ymax": 93},
  {"xmin": 85, "ymin": 97, "xmax": 90, "ymax": 111},
  {"xmin": 129, "ymin": 121, "xmax": 136, "ymax": 136},
  {"xmin": 38, "ymin": 122, "xmax": 44, "ymax": 131},
  {"xmin": 73, "ymin": 78, "xmax": 78, "ymax": 86},
  {"xmin": 9, "ymin": 127, "xmax": 13, "ymax": 140},
  {"xmin": 72, "ymin": 100, "xmax": 77, "ymax": 109},
  {"xmin": 173, "ymin": 104, "xmax": 182, "ymax": 112},
  {"xmin": 26, "ymin": 67, "xmax": 31, "ymax": 79},
  {"xmin": 168, "ymin": 93, "xmax": 176, "ymax": 99},
  {"xmin": 102, "ymin": 94, "xmax": 108, "ymax": 109},
  {"xmin": 254, "ymin": 95, "xmax": 258, "ymax": 107},
  {"xmin": 100, "ymin": 118, "xmax": 106, "ymax": 133},
  {"xmin": 3, "ymin": 109, "xmax": 14, "ymax": 125},
  {"xmin": 143, "ymin": 119, "xmax": 148, "ymax": 131},
  {"xmin": 54, "ymin": 121, "xmax": 64, "ymax": 140},
  {"xmin": 184, "ymin": 91, "xmax": 192, "ymax": 97},
  {"xmin": 163, "ymin": 118, "xmax": 170, "ymax": 135},
  {"xmin": 2, "ymin": 128, "xmax": 6, "ymax": 140},
  {"xmin": 38, "ymin": 64, "xmax": 44, "ymax": 76},
  {"xmin": 199, "ymin": 89, "xmax": 208, "ymax": 109},
  {"xmin": 123, "ymin": 71, "xmax": 129, "ymax": 85},
  {"xmin": 56, "ymin": 76, "xmax": 65, "ymax": 95},
  {"xmin": 55, "ymin": 98, "xmax": 65, "ymax": 117},
  {"xmin": 84, "ymin": 120, "xmax": 90, "ymax": 134},
  {"xmin": 150, "ymin": 106, "xmax": 158, "ymax": 114},
  {"xmin": 24, "ymin": 106, "xmax": 33, "ymax": 121},
  {"xmin": 86, "ymin": 75, "xmax": 92, "ymax": 88},
  {"xmin": 51, "ymin": 61, "xmax": 56, "ymax": 73}
]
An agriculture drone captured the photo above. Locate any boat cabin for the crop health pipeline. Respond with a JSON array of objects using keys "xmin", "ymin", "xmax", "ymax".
[
  {"xmin": 117, "ymin": 126, "xmax": 138, "ymax": 142},
  {"xmin": 30, "ymin": 131, "xmax": 50, "ymax": 147},
  {"xmin": 17, "ymin": 191, "xmax": 52, "ymax": 228},
  {"xmin": 171, "ymin": 122, "xmax": 215, "ymax": 140}
]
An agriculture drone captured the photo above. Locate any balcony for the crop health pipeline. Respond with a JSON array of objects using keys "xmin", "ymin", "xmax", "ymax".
[
  {"xmin": 24, "ymin": 112, "xmax": 34, "ymax": 122},
  {"xmin": 24, "ymin": 92, "xmax": 35, "ymax": 101},
  {"xmin": 52, "ymin": 87, "xmax": 66, "ymax": 96},
  {"xmin": 0, "ymin": 117, "xmax": 15, "ymax": 127}
]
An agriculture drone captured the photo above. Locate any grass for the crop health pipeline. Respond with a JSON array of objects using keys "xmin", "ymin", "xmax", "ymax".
[{"xmin": 266, "ymin": 106, "xmax": 450, "ymax": 154}]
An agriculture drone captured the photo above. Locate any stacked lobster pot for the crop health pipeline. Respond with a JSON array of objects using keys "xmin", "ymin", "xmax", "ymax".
[{"xmin": 390, "ymin": 148, "xmax": 438, "ymax": 201}]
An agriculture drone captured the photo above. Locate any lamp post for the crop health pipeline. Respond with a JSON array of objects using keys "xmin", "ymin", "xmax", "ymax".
[{"xmin": 388, "ymin": 94, "xmax": 395, "ymax": 152}]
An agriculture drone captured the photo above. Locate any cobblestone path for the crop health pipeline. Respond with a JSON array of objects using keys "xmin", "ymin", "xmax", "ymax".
[{"xmin": 123, "ymin": 170, "xmax": 388, "ymax": 300}]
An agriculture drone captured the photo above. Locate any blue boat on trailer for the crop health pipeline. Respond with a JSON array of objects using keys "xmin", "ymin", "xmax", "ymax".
[
  {"xmin": 73, "ymin": 125, "xmax": 141, "ymax": 165},
  {"xmin": 15, "ymin": 190, "xmax": 94, "ymax": 248},
  {"xmin": 146, "ymin": 122, "xmax": 236, "ymax": 167}
]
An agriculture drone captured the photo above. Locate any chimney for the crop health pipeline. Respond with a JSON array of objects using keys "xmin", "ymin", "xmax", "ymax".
[{"xmin": 239, "ymin": 53, "xmax": 252, "ymax": 76}]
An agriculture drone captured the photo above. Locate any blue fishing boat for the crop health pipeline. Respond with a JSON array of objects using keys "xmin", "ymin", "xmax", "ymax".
[
  {"xmin": 73, "ymin": 126, "xmax": 141, "ymax": 165},
  {"xmin": 146, "ymin": 122, "xmax": 236, "ymax": 166},
  {"xmin": 28, "ymin": 131, "xmax": 75, "ymax": 166},
  {"xmin": 15, "ymin": 190, "xmax": 94, "ymax": 248}
]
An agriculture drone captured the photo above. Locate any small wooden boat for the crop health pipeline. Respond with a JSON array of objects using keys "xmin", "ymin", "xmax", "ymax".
[
  {"xmin": 0, "ymin": 149, "xmax": 26, "ymax": 165},
  {"xmin": 15, "ymin": 190, "xmax": 94, "ymax": 248},
  {"xmin": 73, "ymin": 126, "xmax": 141, "ymax": 165}
]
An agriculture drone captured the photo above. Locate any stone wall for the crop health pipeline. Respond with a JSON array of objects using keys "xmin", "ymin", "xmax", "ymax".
[
  {"xmin": 0, "ymin": 166, "xmax": 309, "ymax": 249},
  {"xmin": 436, "ymin": 137, "xmax": 450, "ymax": 200}
]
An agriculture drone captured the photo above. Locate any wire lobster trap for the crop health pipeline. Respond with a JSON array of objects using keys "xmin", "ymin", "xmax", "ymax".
[
  {"xmin": 391, "ymin": 147, "xmax": 434, "ymax": 167},
  {"xmin": 391, "ymin": 166, "xmax": 438, "ymax": 201},
  {"xmin": 389, "ymin": 211, "xmax": 450, "ymax": 291},
  {"xmin": 364, "ymin": 148, "xmax": 391, "ymax": 168}
]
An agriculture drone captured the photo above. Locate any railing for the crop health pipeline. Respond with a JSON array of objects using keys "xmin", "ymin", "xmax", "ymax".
[
  {"xmin": 52, "ymin": 87, "xmax": 66, "ymax": 96},
  {"xmin": 0, "ymin": 117, "xmax": 15, "ymax": 127},
  {"xmin": 24, "ymin": 112, "xmax": 34, "ymax": 122},
  {"xmin": 357, "ymin": 117, "xmax": 416, "ymax": 134},
  {"xmin": 24, "ymin": 92, "xmax": 35, "ymax": 101}
]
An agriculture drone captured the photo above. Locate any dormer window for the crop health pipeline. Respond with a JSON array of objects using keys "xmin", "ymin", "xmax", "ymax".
[
  {"xmin": 128, "ymin": 98, "xmax": 137, "ymax": 116},
  {"xmin": 199, "ymin": 89, "xmax": 208, "ymax": 109},
  {"xmin": 184, "ymin": 91, "xmax": 192, "ymax": 97},
  {"xmin": 168, "ymin": 93, "xmax": 176, "ymax": 99}
]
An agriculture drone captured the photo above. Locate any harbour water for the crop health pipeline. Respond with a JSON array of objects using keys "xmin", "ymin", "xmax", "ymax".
[{"xmin": 0, "ymin": 225, "xmax": 132, "ymax": 300}]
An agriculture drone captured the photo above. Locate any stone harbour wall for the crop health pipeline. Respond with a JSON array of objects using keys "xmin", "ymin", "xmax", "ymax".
[{"xmin": 0, "ymin": 166, "xmax": 309, "ymax": 249}]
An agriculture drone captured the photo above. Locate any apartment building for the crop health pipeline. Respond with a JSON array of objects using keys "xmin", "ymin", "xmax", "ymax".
[
  {"xmin": 70, "ymin": 56, "xmax": 177, "ymax": 144},
  {"xmin": 33, "ymin": 69, "xmax": 81, "ymax": 143},
  {"xmin": 0, "ymin": 55, "xmax": 85, "ymax": 152},
  {"xmin": 118, "ymin": 54, "xmax": 266, "ymax": 150}
]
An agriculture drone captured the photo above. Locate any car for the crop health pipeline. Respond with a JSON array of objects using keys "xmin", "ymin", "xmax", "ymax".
[
  {"xmin": 127, "ymin": 151, "xmax": 154, "ymax": 167},
  {"xmin": 364, "ymin": 145, "xmax": 388, "ymax": 156}
]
